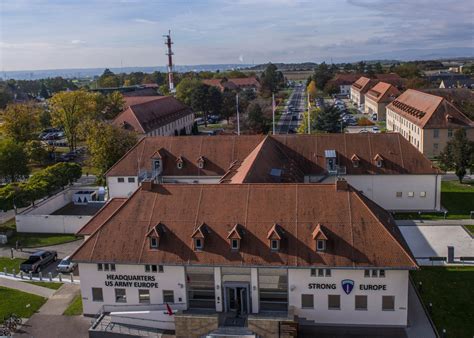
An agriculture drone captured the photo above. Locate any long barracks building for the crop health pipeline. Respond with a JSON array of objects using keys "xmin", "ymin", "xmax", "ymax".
[{"xmin": 72, "ymin": 180, "xmax": 417, "ymax": 337}]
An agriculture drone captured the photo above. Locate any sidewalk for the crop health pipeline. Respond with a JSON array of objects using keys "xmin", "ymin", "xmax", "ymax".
[
  {"xmin": 396, "ymin": 219, "xmax": 474, "ymax": 226},
  {"xmin": 405, "ymin": 281, "xmax": 436, "ymax": 338},
  {"xmin": 38, "ymin": 283, "xmax": 81, "ymax": 315},
  {"xmin": 0, "ymin": 276, "xmax": 55, "ymax": 298}
]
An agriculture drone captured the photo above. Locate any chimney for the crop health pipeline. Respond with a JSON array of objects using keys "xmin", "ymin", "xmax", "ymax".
[
  {"xmin": 141, "ymin": 180, "xmax": 153, "ymax": 191},
  {"xmin": 335, "ymin": 178, "xmax": 348, "ymax": 191}
]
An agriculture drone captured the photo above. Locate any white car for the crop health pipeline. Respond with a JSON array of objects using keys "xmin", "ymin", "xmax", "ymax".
[
  {"xmin": 56, "ymin": 256, "xmax": 77, "ymax": 273},
  {"xmin": 372, "ymin": 127, "xmax": 380, "ymax": 133}
]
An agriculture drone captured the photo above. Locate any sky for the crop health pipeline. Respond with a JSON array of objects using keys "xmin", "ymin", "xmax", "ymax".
[{"xmin": 0, "ymin": 0, "xmax": 473, "ymax": 71}]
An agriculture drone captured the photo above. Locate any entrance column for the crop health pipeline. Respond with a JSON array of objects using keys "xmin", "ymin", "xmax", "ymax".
[
  {"xmin": 214, "ymin": 267, "xmax": 223, "ymax": 312},
  {"xmin": 251, "ymin": 268, "xmax": 259, "ymax": 313}
]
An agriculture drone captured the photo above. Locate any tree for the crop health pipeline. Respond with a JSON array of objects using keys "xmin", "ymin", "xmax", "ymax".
[
  {"xmin": 374, "ymin": 62, "xmax": 384, "ymax": 74},
  {"xmin": 191, "ymin": 84, "xmax": 222, "ymax": 126},
  {"xmin": 98, "ymin": 69, "xmax": 120, "ymax": 88},
  {"xmin": 315, "ymin": 105, "xmax": 342, "ymax": 133},
  {"xmin": 343, "ymin": 63, "xmax": 353, "ymax": 72},
  {"xmin": 392, "ymin": 63, "xmax": 420, "ymax": 78},
  {"xmin": 297, "ymin": 108, "xmax": 319, "ymax": 134},
  {"xmin": 0, "ymin": 102, "xmax": 41, "ymax": 142},
  {"xmin": 0, "ymin": 138, "xmax": 30, "ymax": 182},
  {"xmin": 246, "ymin": 102, "xmax": 270, "ymax": 134},
  {"xmin": 26, "ymin": 140, "xmax": 49, "ymax": 165},
  {"xmin": 221, "ymin": 90, "xmax": 237, "ymax": 123},
  {"xmin": 365, "ymin": 64, "xmax": 375, "ymax": 77},
  {"xmin": 176, "ymin": 78, "xmax": 201, "ymax": 107},
  {"xmin": 84, "ymin": 121, "xmax": 137, "ymax": 183},
  {"xmin": 49, "ymin": 90, "xmax": 98, "ymax": 151},
  {"xmin": 312, "ymin": 62, "xmax": 333, "ymax": 90},
  {"xmin": 39, "ymin": 82, "xmax": 49, "ymax": 99},
  {"xmin": 260, "ymin": 63, "xmax": 284, "ymax": 95},
  {"xmin": 356, "ymin": 61, "xmax": 366, "ymax": 73},
  {"xmin": 307, "ymin": 80, "xmax": 317, "ymax": 100},
  {"xmin": 439, "ymin": 129, "xmax": 474, "ymax": 183},
  {"xmin": 103, "ymin": 91, "xmax": 125, "ymax": 120}
]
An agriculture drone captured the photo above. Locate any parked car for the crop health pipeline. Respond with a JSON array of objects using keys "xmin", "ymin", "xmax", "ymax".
[
  {"xmin": 194, "ymin": 117, "xmax": 205, "ymax": 126},
  {"xmin": 372, "ymin": 126, "xmax": 380, "ymax": 133},
  {"xmin": 56, "ymin": 256, "xmax": 77, "ymax": 273},
  {"xmin": 20, "ymin": 250, "xmax": 57, "ymax": 273}
]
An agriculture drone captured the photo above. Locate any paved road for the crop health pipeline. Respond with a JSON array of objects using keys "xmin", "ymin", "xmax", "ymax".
[{"xmin": 276, "ymin": 85, "xmax": 305, "ymax": 134}]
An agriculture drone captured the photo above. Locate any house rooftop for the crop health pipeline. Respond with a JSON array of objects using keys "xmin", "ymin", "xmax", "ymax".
[
  {"xmin": 71, "ymin": 182, "xmax": 417, "ymax": 269},
  {"xmin": 365, "ymin": 82, "xmax": 400, "ymax": 103}
]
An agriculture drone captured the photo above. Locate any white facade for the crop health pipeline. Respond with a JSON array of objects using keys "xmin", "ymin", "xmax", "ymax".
[
  {"xmin": 340, "ymin": 84, "xmax": 351, "ymax": 95},
  {"xmin": 386, "ymin": 108, "xmax": 423, "ymax": 153},
  {"xmin": 146, "ymin": 113, "xmax": 195, "ymax": 137},
  {"xmin": 78, "ymin": 263, "xmax": 410, "ymax": 328},
  {"xmin": 308, "ymin": 175, "xmax": 441, "ymax": 211},
  {"xmin": 350, "ymin": 88, "xmax": 363, "ymax": 106}
]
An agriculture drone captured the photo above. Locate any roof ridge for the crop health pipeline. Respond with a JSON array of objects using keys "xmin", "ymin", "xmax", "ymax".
[
  {"xmin": 104, "ymin": 137, "xmax": 147, "ymax": 177},
  {"xmin": 138, "ymin": 193, "xmax": 158, "ymax": 264},
  {"xmin": 347, "ymin": 189, "xmax": 354, "ymax": 268}
]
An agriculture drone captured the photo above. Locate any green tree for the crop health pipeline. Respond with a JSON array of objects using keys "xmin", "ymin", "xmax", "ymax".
[
  {"xmin": 98, "ymin": 69, "xmax": 120, "ymax": 88},
  {"xmin": 49, "ymin": 90, "xmax": 98, "ymax": 151},
  {"xmin": 26, "ymin": 140, "xmax": 49, "ymax": 165},
  {"xmin": 315, "ymin": 105, "xmax": 342, "ymax": 133},
  {"xmin": 392, "ymin": 63, "xmax": 421, "ymax": 78},
  {"xmin": 356, "ymin": 61, "xmax": 366, "ymax": 73},
  {"xmin": 191, "ymin": 84, "xmax": 222, "ymax": 126},
  {"xmin": 298, "ymin": 108, "xmax": 319, "ymax": 134},
  {"xmin": 104, "ymin": 91, "xmax": 125, "ymax": 119},
  {"xmin": 176, "ymin": 78, "xmax": 201, "ymax": 107},
  {"xmin": 439, "ymin": 129, "xmax": 474, "ymax": 183},
  {"xmin": 366, "ymin": 64, "xmax": 375, "ymax": 77},
  {"xmin": 312, "ymin": 62, "xmax": 333, "ymax": 90},
  {"xmin": 260, "ymin": 63, "xmax": 284, "ymax": 95},
  {"xmin": 343, "ymin": 63, "xmax": 353, "ymax": 72},
  {"xmin": 221, "ymin": 91, "xmax": 237, "ymax": 124},
  {"xmin": 84, "ymin": 121, "xmax": 137, "ymax": 183},
  {"xmin": 39, "ymin": 82, "xmax": 49, "ymax": 99},
  {"xmin": 0, "ymin": 138, "xmax": 30, "ymax": 182},
  {"xmin": 0, "ymin": 103, "xmax": 41, "ymax": 142},
  {"xmin": 374, "ymin": 62, "xmax": 384, "ymax": 74},
  {"xmin": 0, "ymin": 84, "xmax": 14, "ymax": 109},
  {"xmin": 246, "ymin": 102, "xmax": 270, "ymax": 134}
]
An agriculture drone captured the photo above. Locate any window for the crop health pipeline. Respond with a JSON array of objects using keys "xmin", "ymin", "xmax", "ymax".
[
  {"xmin": 328, "ymin": 295, "xmax": 340, "ymax": 310},
  {"xmin": 310, "ymin": 268, "xmax": 316, "ymax": 277},
  {"xmin": 177, "ymin": 162, "xmax": 183, "ymax": 169},
  {"xmin": 396, "ymin": 192, "xmax": 402, "ymax": 198},
  {"xmin": 318, "ymin": 269, "xmax": 324, "ymax": 277},
  {"xmin": 145, "ymin": 265, "xmax": 150, "ymax": 273},
  {"xmin": 150, "ymin": 237, "xmax": 159, "ymax": 249},
  {"xmin": 97, "ymin": 263, "xmax": 103, "ymax": 271},
  {"xmin": 355, "ymin": 295, "xmax": 368, "ymax": 310},
  {"xmin": 382, "ymin": 296, "xmax": 395, "ymax": 311},
  {"xmin": 433, "ymin": 129, "xmax": 439, "ymax": 138},
  {"xmin": 195, "ymin": 238, "xmax": 203, "ymax": 250},
  {"xmin": 163, "ymin": 290, "xmax": 175, "ymax": 303},
  {"xmin": 115, "ymin": 289, "xmax": 127, "ymax": 303},
  {"xmin": 151, "ymin": 265, "xmax": 158, "ymax": 273},
  {"xmin": 271, "ymin": 239, "xmax": 280, "ymax": 251},
  {"xmin": 110, "ymin": 264, "xmax": 116, "ymax": 271},
  {"xmin": 364, "ymin": 270, "xmax": 370, "ymax": 277},
  {"xmin": 420, "ymin": 191, "xmax": 426, "ymax": 198},
  {"xmin": 158, "ymin": 265, "xmax": 164, "ymax": 273},
  {"xmin": 371, "ymin": 270, "xmax": 378, "ymax": 277},
  {"xmin": 325, "ymin": 269, "xmax": 331, "ymax": 277},
  {"xmin": 301, "ymin": 294, "xmax": 314, "ymax": 309},
  {"xmin": 448, "ymin": 129, "xmax": 453, "ymax": 138},
  {"xmin": 92, "ymin": 288, "xmax": 103, "ymax": 302},
  {"xmin": 408, "ymin": 191, "xmax": 414, "ymax": 198},
  {"xmin": 117, "ymin": 177, "xmax": 125, "ymax": 183},
  {"xmin": 316, "ymin": 240, "xmax": 326, "ymax": 252},
  {"xmin": 379, "ymin": 269, "xmax": 385, "ymax": 277},
  {"xmin": 231, "ymin": 239, "xmax": 240, "ymax": 250},
  {"xmin": 104, "ymin": 263, "xmax": 110, "ymax": 271},
  {"xmin": 128, "ymin": 177, "xmax": 135, "ymax": 183},
  {"xmin": 139, "ymin": 289, "xmax": 150, "ymax": 304},
  {"xmin": 376, "ymin": 160, "xmax": 382, "ymax": 168}
]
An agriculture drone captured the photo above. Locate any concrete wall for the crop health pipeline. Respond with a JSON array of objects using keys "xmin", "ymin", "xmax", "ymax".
[
  {"xmin": 107, "ymin": 176, "xmax": 138, "ymax": 199},
  {"xmin": 16, "ymin": 214, "xmax": 92, "ymax": 234},
  {"xmin": 288, "ymin": 269, "xmax": 409, "ymax": 326},
  {"xmin": 364, "ymin": 97, "xmax": 388, "ymax": 121},
  {"xmin": 174, "ymin": 312, "xmax": 218, "ymax": 338},
  {"xmin": 78, "ymin": 263, "xmax": 187, "ymax": 316}
]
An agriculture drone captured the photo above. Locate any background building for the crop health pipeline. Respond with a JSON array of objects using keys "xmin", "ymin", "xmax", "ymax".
[
  {"xmin": 364, "ymin": 82, "xmax": 400, "ymax": 121},
  {"xmin": 350, "ymin": 77, "xmax": 378, "ymax": 107}
]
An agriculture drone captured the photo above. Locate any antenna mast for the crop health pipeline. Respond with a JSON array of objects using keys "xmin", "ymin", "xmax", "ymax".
[{"xmin": 163, "ymin": 30, "xmax": 175, "ymax": 93}]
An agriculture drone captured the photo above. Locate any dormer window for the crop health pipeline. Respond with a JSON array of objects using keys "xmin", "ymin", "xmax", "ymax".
[
  {"xmin": 312, "ymin": 223, "xmax": 328, "ymax": 252},
  {"xmin": 373, "ymin": 154, "xmax": 383, "ymax": 168},
  {"xmin": 351, "ymin": 154, "xmax": 360, "ymax": 168},
  {"xmin": 227, "ymin": 224, "xmax": 243, "ymax": 251},
  {"xmin": 197, "ymin": 156, "xmax": 205, "ymax": 169},
  {"xmin": 194, "ymin": 238, "xmax": 203, "ymax": 250},
  {"xmin": 191, "ymin": 223, "xmax": 207, "ymax": 251},
  {"xmin": 267, "ymin": 224, "xmax": 284, "ymax": 252},
  {"xmin": 176, "ymin": 156, "xmax": 184, "ymax": 170},
  {"xmin": 150, "ymin": 237, "xmax": 159, "ymax": 249},
  {"xmin": 146, "ymin": 223, "xmax": 162, "ymax": 250}
]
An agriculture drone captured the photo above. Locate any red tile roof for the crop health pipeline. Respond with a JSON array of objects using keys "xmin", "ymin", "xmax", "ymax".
[
  {"xmin": 351, "ymin": 77, "xmax": 378, "ymax": 93},
  {"xmin": 328, "ymin": 73, "xmax": 364, "ymax": 86},
  {"xmin": 375, "ymin": 73, "xmax": 404, "ymax": 88},
  {"xmin": 113, "ymin": 96, "xmax": 193, "ymax": 134},
  {"xmin": 202, "ymin": 77, "xmax": 260, "ymax": 92},
  {"xmin": 365, "ymin": 82, "xmax": 400, "ymax": 103},
  {"xmin": 76, "ymin": 198, "xmax": 127, "ymax": 236},
  {"xmin": 386, "ymin": 89, "xmax": 474, "ymax": 129},
  {"xmin": 70, "ymin": 182, "xmax": 417, "ymax": 269}
]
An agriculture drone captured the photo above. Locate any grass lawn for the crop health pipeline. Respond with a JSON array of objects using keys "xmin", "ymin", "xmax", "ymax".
[
  {"xmin": 0, "ymin": 286, "xmax": 47, "ymax": 319},
  {"xmin": 0, "ymin": 257, "xmax": 24, "ymax": 272},
  {"xmin": 464, "ymin": 224, "xmax": 474, "ymax": 236},
  {"xmin": 394, "ymin": 180, "xmax": 474, "ymax": 220},
  {"xmin": 5, "ymin": 233, "xmax": 79, "ymax": 248},
  {"xmin": 0, "ymin": 218, "xmax": 16, "ymax": 232},
  {"xmin": 411, "ymin": 266, "xmax": 474, "ymax": 338},
  {"xmin": 24, "ymin": 281, "xmax": 63, "ymax": 290},
  {"xmin": 63, "ymin": 295, "xmax": 83, "ymax": 316}
]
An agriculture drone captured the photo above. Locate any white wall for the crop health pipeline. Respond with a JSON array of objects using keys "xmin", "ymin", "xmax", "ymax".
[
  {"xmin": 78, "ymin": 263, "xmax": 187, "ymax": 316},
  {"xmin": 288, "ymin": 269, "xmax": 409, "ymax": 326},
  {"xmin": 107, "ymin": 176, "xmax": 139, "ymax": 199},
  {"xmin": 16, "ymin": 214, "xmax": 92, "ymax": 234}
]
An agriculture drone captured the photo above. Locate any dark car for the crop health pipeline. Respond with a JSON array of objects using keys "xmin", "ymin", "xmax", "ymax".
[{"xmin": 20, "ymin": 250, "xmax": 58, "ymax": 273}]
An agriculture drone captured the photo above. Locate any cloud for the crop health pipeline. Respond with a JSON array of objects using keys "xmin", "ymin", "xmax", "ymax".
[
  {"xmin": 70, "ymin": 39, "xmax": 86, "ymax": 44},
  {"xmin": 133, "ymin": 18, "xmax": 159, "ymax": 24}
]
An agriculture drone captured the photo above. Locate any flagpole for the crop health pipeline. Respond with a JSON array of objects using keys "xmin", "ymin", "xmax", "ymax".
[
  {"xmin": 272, "ymin": 92, "xmax": 276, "ymax": 135},
  {"xmin": 236, "ymin": 93, "xmax": 240, "ymax": 136}
]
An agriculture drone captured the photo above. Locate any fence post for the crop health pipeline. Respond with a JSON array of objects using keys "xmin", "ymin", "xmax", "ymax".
[
  {"xmin": 12, "ymin": 269, "xmax": 16, "ymax": 278},
  {"xmin": 39, "ymin": 272, "xmax": 42, "ymax": 281},
  {"xmin": 58, "ymin": 273, "xmax": 62, "ymax": 282},
  {"xmin": 48, "ymin": 272, "xmax": 52, "ymax": 282},
  {"xmin": 29, "ymin": 272, "xmax": 33, "ymax": 280},
  {"xmin": 3, "ymin": 267, "xmax": 6, "ymax": 275},
  {"xmin": 70, "ymin": 273, "xmax": 74, "ymax": 283},
  {"xmin": 20, "ymin": 271, "xmax": 24, "ymax": 279}
]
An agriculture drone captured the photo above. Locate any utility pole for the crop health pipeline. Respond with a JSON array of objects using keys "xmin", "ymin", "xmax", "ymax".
[
  {"xmin": 163, "ymin": 30, "xmax": 175, "ymax": 93},
  {"xmin": 307, "ymin": 91, "xmax": 311, "ymax": 134},
  {"xmin": 236, "ymin": 93, "xmax": 240, "ymax": 136},
  {"xmin": 272, "ymin": 93, "xmax": 276, "ymax": 135}
]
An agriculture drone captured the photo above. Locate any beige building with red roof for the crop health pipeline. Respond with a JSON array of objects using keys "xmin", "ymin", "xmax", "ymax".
[
  {"xmin": 113, "ymin": 96, "xmax": 195, "ymax": 137},
  {"xmin": 350, "ymin": 77, "xmax": 378, "ymax": 107},
  {"xmin": 364, "ymin": 82, "xmax": 400, "ymax": 121},
  {"xmin": 386, "ymin": 89, "xmax": 474, "ymax": 158},
  {"xmin": 202, "ymin": 77, "xmax": 261, "ymax": 92}
]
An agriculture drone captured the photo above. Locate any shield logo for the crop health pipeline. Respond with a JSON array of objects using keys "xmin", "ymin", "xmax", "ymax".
[{"xmin": 341, "ymin": 279, "xmax": 355, "ymax": 295}]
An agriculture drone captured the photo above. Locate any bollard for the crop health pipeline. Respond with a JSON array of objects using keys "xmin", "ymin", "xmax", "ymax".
[
  {"xmin": 418, "ymin": 281, "xmax": 422, "ymax": 292},
  {"xmin": 3, "ymin": 267, "xmax": 7, "ymax": 275},
  {"xmin": 70, "ymin": 273, "xmax": 74, "ymax": 283},
  {"xmin": 29, "ymin": 272, "xmax": 33, "ymax": 280},
  {"xmin": 442, "ymin": 328, "xmax": 446, "ymax": 338},
  {"xmin": 20, "ymin": 271, "xmax": 24, "ymax": 279},
  {"xmin": 12, "ymin": 269, "xmax": 16, "ymax": 278},
  {"xmin": 429, "ymin": 302, "xmax": 432, "ymax": 314},
  {"xmin": 48, "ymin": 272, "xmax": 52, "ymax": 282},
  {"xmin": 58, "ymin": 273, "xmax": 62, "ymax": 282},
  {"xmin": 39, "ymin": 271, "xmax": 42, "ymax": 281}
]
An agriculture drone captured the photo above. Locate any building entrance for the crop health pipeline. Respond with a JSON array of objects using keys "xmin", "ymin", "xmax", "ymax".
[{"xmin": 224, "ymin": 283, "xmax": 250, "ymax": 316}]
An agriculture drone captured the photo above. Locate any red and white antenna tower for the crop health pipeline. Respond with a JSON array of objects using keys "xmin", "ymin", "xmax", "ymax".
[{"xmin": 163, "ymin": 30, "xmax": 175, "ymax": 93}]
